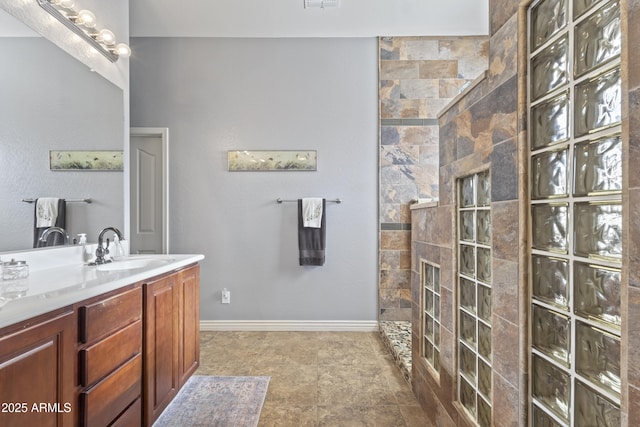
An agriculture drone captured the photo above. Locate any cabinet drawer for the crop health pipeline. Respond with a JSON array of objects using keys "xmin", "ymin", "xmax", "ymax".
[
  {"xmin": 80, "ymin": 353, "xmax": 142, "ymax": 427},
  {"xmin": 79, "ymin": 287, "xmax": 141, "ymax": 344},
  {"xmin": 110, "ymin": 398, "xmax": 142, "ymax": 427},
  {"xmin": 78, "ymin": 320, "xmax": 142, "ymax": 387}
]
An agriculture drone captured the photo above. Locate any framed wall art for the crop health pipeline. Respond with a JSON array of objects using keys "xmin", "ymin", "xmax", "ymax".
[
  {"xmin": 49, "ymin": 150, "xmax": 124, "ymax": 171},
  {"xmin": 227, "ymin": 150, "xmax": 317, "ymax": 171}
]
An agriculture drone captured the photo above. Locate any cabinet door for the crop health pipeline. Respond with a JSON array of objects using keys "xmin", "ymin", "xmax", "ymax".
[
  {"xmin": 0, "ymin": 310, "xmax": 75, "ymax": 427},
  {"xmin": 143, "ymin": 274, "xmax": 179, "ymax": 427},
  {"xmin": 178, "ymin": 264, "xmax": 200, "ymax": 386}
]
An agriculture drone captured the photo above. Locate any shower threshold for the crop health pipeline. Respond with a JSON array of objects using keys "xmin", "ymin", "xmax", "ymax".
[{"xmin": 379, "ymin": 320, "xmax": 412, "ymax": 385}]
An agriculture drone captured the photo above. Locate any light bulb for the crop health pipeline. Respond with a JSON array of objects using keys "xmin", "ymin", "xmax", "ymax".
[
  {"xmin": 77, "ymin": 9, "xmax": 96, "ymax": 28},
  {"xmin": 98, "ymin": 29, "xmax": 116, "ymax": 46},
  {"xmin": 114, "ymin": 43, "xmax": 131, "ymax": 58}
]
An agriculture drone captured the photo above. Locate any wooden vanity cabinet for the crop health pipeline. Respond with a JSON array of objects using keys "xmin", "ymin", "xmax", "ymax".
[
  {"xmin": 0, "ymin": 308, "xmax": 75, "ymax": 427},
  {"xmin": 0, "ymin": 262, "xmax": 200, "ymax": 427},
  {"xmin": 77, "ymin": 286, "xmax": 143, "ymax": 427},
  {"xmin": 143, "ymin": 264, "xmax": 200, "ymax": 427}
]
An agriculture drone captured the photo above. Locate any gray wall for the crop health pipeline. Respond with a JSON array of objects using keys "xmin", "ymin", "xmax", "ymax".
[
  {"xmin": 130, "ymin": 37, "xmax": 379, "ymax": 321},
  {"xmin": 0, "ymin": 38, "xmax": 124, "ymax": 251}
]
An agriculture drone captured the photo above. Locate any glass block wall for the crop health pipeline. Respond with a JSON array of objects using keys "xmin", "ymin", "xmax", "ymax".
[
  {"xmin": 528, "ymin": 0, "xmax": 622, "ymax": 425},
  {"xmin": 457, "ymin": 171, "xmax": 492, "ymax": 427},
  {"xmin": 422, "ymin": 261, "xmax": 441, "ymax": 376}
]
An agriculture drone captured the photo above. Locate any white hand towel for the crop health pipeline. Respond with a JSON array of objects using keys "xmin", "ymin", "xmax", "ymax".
[
  {"xmin": 36, "ymin": 197, "xmax": 59, "ymax": 228},
  {"xmin": 302, "ymin": 198, "xmax": 323, "ymax": 228}
]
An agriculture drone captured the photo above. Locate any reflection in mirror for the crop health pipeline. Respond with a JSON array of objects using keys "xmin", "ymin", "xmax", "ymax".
[{"xmin": 0, "ymin": 10, "xmax": 124, "ymax": 252}]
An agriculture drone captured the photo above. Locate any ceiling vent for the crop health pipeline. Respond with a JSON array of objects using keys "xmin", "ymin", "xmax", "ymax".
[{"xmin": 304, "ymin": 0, "xmax": 340, "ymax": 8}]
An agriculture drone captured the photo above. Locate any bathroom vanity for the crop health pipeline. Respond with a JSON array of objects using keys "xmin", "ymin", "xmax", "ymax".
[{"xmin": 0, "ymin": 253, "xmax": 203, "ymax": 427}]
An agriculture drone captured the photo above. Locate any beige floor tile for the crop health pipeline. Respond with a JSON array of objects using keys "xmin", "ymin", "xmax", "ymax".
[
  {"xmin": 252, "ymin": 365, "xmax": 318, "ymax": 405},
  {"xmin": 198, "ymin": 331, "xmax": 429, "ymax": 426},
  {"xmin": 317, "ymin": 405, "xmax": 407, "ymax": 427},
  {"xmin": 258, "ymin": 403, "xmax": 318, "ymax": 427}
]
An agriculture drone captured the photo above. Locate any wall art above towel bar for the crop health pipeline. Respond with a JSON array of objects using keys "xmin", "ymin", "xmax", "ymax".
[
  {"xmin": 276, "ymin": 198, "xmax": 341, "ymax": 204},
  {"xmin": 22, "ymin": 198, "xmax": 92, "ymax": 204}
]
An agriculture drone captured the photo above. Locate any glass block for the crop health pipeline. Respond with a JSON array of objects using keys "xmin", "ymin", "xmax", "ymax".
[
  {"xmin": 532, "ymin": 404, "xmax": 563, "ymax": 427},
  {"xmin": 575, "ymin": 66, "xmax": 621, "ymax": 137},
  {"xmin": 460, "ymin": 376, "xmax": 476, "ymax": 416},
  {"xmin": 574, "ymin": 134, "xmax": 622, "ymax": 196},
  {"xmin": 477, "ymin": 248, "xmax": 492, "ymax": 284},
  {"xmin": 574, "ymin": 0, "xmax": 621, "ymax": 77},
  {"xmin": 433, "ymin": 349, "xmax": 440, "ymax": 372},
  {"xmin": 532, "ymin": 255, "xmax": 569, "ymax": 309},
  {"xmin": 478, "ymin": 322, "xmax": 492, "ymax": 360},
  {"xmin": 576, "ymin": 322, "xmax": 621, "ymax": 395},
  {"xmin": 477, "ymin": 210, "xmax": 491, "ymax": 245},
  {"xmin": 532, "ymin": 148, "xmax": 568, "ymax": 199},
  {"xmin": 460, "ymin": 278, "xmax": 476, "ymax": 313},
  {"xmin": 460, "ymin": 344, "xmax": 477, "ymax": 381},
  {"xmin": 433, "ymin": 268, "xmax": 440, "ymax": 293},
  {"xmin": 425, "ymin": 314, "xmax": 434, "ymax": 338},
  {"xmin": 531, "ymin": 36, "xmax": 569, "ymax": 101},
  {"xmin": 573, "ymin": 202, "xmax": 622, "ymax": 260},
  {"xmin": 478, "ymin": 284, "xmax": 492, "ymax": 323},
  {"xmin": 478, "ymin": 359, "xmax": 492, "ymax": 398},
  {"xmin": 424, "ymin": 264, "xmax": 434, "ymax": 289},
  {"xmin": 532, "ymin": 355, "xmax": 570, "ymax": 421},
  {"xmin": 461, "ymin": 310, "xmax": 477, "ymax": 348},
  {"xmin": 424, "ymin": 337, "xmax": 434, "ymax": 362},
  {"xmin": 434, "ymin": 294, "xmax": 440, "ymax": 318},
  {"xmin": 434, "ymin": 321, "xmax": 440, "ymax": 347},
  {"xmin": 460, "ymin": 244, "xmax": 476, "ymax": 278},
  {"xmin": 461, "ymin": 211, "xmax": 475, "ymax": 242},
  {"xmin": 531, "ymin": 93, "xmax": 570, "ymax": 150},
  {"xmin": 478, "ymin": 396, "xmax": 492, "ymax": 427},
  {"xmin": 575, "ymin": 380, "xmax": 620, "ymax": 427},
  {"xmin": 477, "ymin": 172, "xmax": 491, "ymax": 207},
  {"xmin": 532, "ymin": 305, "xmax": 571, "ymax": 366},
  {"xmin": 574, "ymin": 262, "xmax": 621, "ymax": 327},
  {"xmin": 531, "ymin": 0, "xmax": 568, "ymax": 50},
  {"xmin": 425, "ymin": 290, "xmax": 434, "ymax": 316},
  {"xmin": 574, "ymin": 0, "xmax": 600, "ymax": 18},
  {"xmin": 532, "ymin": 204, "xmax": 568, "ymax": 253},
  {"xmin": 461, "ymin": 176, "xmax": 475, "ymax": 207}
]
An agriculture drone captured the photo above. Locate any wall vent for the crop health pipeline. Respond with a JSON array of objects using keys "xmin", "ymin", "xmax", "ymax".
[{"xmin": 304, "ymin": 0, "xmax": 340, "ymax": 8}]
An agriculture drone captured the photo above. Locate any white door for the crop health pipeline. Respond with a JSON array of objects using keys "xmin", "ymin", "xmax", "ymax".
[{"xmin": 130, "ymin": 128, "xmax": 169, "ymax": 254}]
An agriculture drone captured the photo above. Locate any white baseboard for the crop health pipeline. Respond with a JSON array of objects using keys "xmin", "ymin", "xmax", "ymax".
[{"xmin": 200, "ymin": 320, "xmax": 380, "ymax": 332}]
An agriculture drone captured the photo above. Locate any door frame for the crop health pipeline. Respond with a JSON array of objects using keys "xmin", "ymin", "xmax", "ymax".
[{"xmin": 129, "ymin": 127, "xmax": 170, "ymax": 254}]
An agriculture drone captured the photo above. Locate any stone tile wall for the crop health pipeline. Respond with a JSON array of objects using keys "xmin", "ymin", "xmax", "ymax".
[
  {"xmin": 410, "ymin": 10, "xmax": 522, "ymax": 427},
  {"xmin": 411, "ymin": 0, "xmax": 640, "ymax": 425},
  {"xmin": 379, "ymin": 36, "xmax": 488, "ymax": 321}
]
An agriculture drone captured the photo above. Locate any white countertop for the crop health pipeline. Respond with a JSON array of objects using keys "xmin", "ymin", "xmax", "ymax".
[{"xmin": 0, "ymin": 253, "xmax": 204, "ymax": 330}]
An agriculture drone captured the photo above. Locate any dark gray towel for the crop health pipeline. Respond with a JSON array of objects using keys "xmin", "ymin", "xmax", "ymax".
[
  {"xmin": 298, "ymin": 198, "xmax": 326, "ymax": 266},
  {"xmin": 33, "ymin": 198, "xmax": 67, "ymax": 248}
]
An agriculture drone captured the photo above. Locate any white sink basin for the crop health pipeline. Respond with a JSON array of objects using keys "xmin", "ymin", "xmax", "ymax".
[{"xmin": 95, "ymin": 256, "xmax": 174, "ymax": 272}]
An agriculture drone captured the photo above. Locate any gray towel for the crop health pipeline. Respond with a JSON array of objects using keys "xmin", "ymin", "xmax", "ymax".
[
  {"xmin": 33, "ymin": 198, "xmax": 67, "ymax": 247},
  {"xmin": 298, "ymin": 198, "xmax": 326, "ymax": 266}
]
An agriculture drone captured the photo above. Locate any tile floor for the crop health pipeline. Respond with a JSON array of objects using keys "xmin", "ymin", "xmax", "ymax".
[{"xmin": 197, "ymin": 331, "xmax": 432, "ymax": 426}]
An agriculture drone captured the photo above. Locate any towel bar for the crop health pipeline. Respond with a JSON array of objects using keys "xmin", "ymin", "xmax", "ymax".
[
  {"xmin": 22, "ymin": 198, "xmax": 92, "ymax": 204},
  {"xmin": 276, "ymin": 198, "xmax": 341, "ymax": 204}
]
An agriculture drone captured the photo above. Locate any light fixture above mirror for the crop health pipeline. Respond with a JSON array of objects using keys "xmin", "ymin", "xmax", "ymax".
[{"xmin": 36, "ymin": 0, "xmax": 130, "ymax": 62}]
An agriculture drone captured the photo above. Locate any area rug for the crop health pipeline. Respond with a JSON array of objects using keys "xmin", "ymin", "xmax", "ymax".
[{"xmin": 153, "ymin": 375, "xmax": 270, "ymax": 427}]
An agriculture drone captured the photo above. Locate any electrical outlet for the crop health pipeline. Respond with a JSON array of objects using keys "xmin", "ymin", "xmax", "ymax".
[{"xmin": 221, "ymin": 288, "xmax": 231, "ymax": 304}]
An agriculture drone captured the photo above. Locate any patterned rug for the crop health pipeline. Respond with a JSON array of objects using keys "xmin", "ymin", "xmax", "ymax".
[{"xmin": 153, "ymin": 376, "xmax": 270, "ymax": 427}]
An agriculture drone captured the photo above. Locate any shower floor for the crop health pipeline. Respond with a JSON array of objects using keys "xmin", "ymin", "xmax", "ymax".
[{"xmin": 379, "ymin": 320, "xmax": 412, "ymax": 385}]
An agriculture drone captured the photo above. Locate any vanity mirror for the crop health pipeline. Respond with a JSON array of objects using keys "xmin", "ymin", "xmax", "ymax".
[{"xmin": 0, "ymin": 9, "xmax": 125, "ymax": 252}]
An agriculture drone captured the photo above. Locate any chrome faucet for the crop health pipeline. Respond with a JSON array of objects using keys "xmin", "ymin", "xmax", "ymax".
[
  {"xmin": 93, "ymin": 227, "xmax": 125, "ymax": 265},
  {"xmin": 39, "ymin": 226, "xmax": 70, "ymax": 246}
]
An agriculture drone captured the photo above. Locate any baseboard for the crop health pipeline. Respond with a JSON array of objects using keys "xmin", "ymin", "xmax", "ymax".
[{"xmin": 199, "ymin": 320, "xmax": 380, "ymax": 332}]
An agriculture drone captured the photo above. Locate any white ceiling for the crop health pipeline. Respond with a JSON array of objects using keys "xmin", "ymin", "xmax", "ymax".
[{"xmin": 129, "ymin": 0, "xmax": 489, "ymax": 38}]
